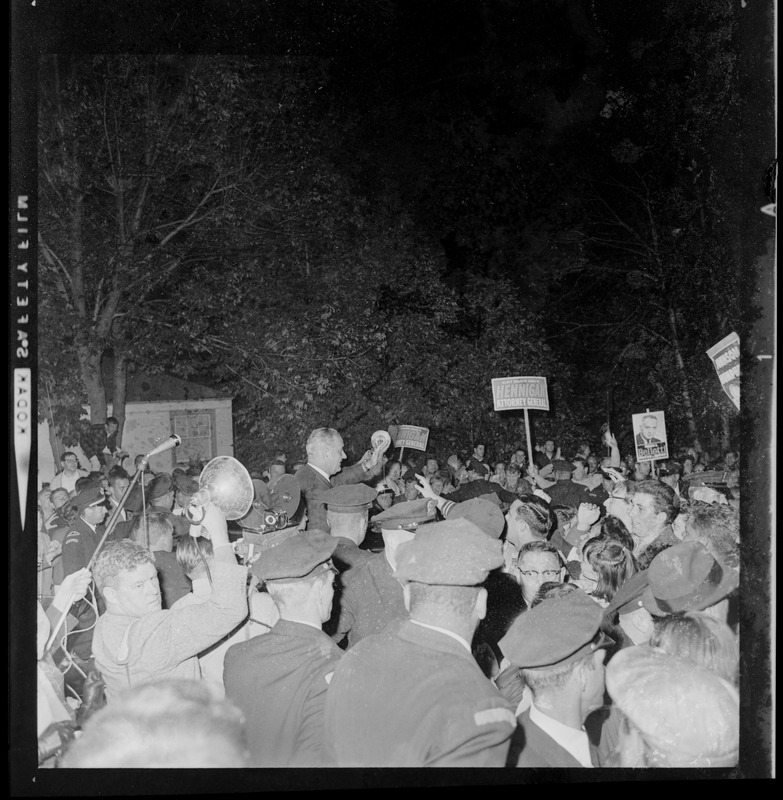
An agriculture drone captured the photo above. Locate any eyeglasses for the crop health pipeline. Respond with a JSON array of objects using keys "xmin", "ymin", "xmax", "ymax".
[{"xmin": 518, "ymin": 569, "xmax": 561, "ymax": 580}]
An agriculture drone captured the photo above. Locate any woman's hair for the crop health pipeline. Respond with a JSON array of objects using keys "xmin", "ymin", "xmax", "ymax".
[
  {"xmin": 650, "ymin": 611, "xmax": 739, "ymax": 685},
  {"xmin": 582, "ymin": 538, "xmax": 636, "ymax": 603},
  {"xmin": 598, "ymin": 515, "xmax": 635, "ymax": 552}
]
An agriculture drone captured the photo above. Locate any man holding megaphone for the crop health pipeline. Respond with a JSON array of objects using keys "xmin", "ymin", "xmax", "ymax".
[{"xmin": 91, "ymin": 502, "xmax": 248, "ymax": 702}]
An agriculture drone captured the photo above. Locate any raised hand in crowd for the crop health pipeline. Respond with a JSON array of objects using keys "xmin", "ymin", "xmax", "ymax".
[{"xmin": 576, "ymin": 502, "xmax": 601, "ymax": 530}]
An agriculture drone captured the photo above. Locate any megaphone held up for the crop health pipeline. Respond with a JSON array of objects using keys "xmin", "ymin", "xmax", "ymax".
[{"xmin": 188, "ymin": 456, "xmax": 254, "ymax": 521}]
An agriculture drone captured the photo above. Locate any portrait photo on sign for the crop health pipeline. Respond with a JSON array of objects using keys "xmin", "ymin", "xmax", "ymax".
[{"xmin": 632, "ymin": 410, "xmax": 669, "ymax": 462}]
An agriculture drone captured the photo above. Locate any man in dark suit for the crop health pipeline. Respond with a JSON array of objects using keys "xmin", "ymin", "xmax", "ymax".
[
  {"xmin": 323, "ymin": 518, "xmax": 517, "ymax": 767},
  {"xmin": 499, "ymin": 590, "xmax": 613, "ymax": 767},
  {"xmin": 327, "ymin": 499, "xmax": 436, "ymax": 649},
  {"xmin": 319, "ymin": 483, "xmax": 377, "ymax": 574},
  {"xmin": 294, "ymin": 427, "xmax": 382, "ymax": 533},
  {"xmin": 224, "ymin": 531, "xmax": 344, "ymax": 767}
]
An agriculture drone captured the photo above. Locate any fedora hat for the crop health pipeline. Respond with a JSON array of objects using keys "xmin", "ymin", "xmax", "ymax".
[{"xmin": 642, "ymin": 542, "xmax": 738, "ymax": 616}]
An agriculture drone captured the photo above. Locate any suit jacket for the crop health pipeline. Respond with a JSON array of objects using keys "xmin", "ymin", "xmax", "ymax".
[
  {"xmin": 328, "ymin": 551, "xmax": 407, "ymax": 649},
  {"xmin": 324, "ymin": 619, "xmax": 516, "ymax": 767},
  {"xmin": 635, "ymin": 433, "xmax": 662, "ymax": 446},
  {"xmin": 224, "ymin": 620, "xmax": 343, "ymax": 767},
  {"xmin": 332, "ymin": 537, "xmax": 374, "ymax": 573},
  {"xmin": 294, "ymin": 461, "xmax": 370, "ymax": 533},
  {"xmin": 153, "ymin": 550, "xmax": 192, "ymax": 609},
  {"xmin": 511, "ymin": 709, "xmax": 601, "ymax": 768}
]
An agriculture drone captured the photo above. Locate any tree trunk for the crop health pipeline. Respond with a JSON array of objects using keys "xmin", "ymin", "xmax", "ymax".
[
  {"xmin": 78, "ymin": 345, "xmax": 107, "ymax": 423},
  {"xmin": 112, "ymin": 354, "xmax": 128, "ymax": 446},
  {"xmin": 667, "ymin": 306, "xmax": 703, "ymax": 452}
]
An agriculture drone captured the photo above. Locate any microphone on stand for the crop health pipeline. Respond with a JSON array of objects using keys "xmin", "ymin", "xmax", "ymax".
[{"xmin": 140, "ymin": 435, "xmax": 181, "ymax": 463}]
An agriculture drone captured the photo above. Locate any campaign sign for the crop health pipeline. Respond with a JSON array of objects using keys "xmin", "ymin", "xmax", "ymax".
[
  {"xmin": 632, "ymin": 411, "xmax": 669, "ymax": 462},
  {"xmin": 706, "ymin": 332, "xmax": 740, "ymax": 411},
  {"xmin": 491, "ymin": 376, "xmax": 550, "ymax": 411},
  {"xmin": 395, "ymin": 425, "xmax": 430, "ymax": 451}
]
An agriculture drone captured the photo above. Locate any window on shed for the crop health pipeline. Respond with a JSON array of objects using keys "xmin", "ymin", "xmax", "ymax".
[{"xmin": 170, "ymin": 410, "xmax": 216, "ymax": 464}]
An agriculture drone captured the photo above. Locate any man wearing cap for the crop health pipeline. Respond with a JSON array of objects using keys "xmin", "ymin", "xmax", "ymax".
[
  {"xmin": 223, "ymin": 531, "xmax": 343, "ymax": 767},
  {"xmin": 91, "ymin": 503, "xmax": 248, "ymax": 702},
  {"xmin": 606, "ymin": 645, "xmax": 739, "ymax": 767},
  {"xmin": 626, "ymin": 480, "xmax": 679, "ymax": 570},
  {"xmin": 294, "ymin": 427, "xmax": 382, "ymax": 533},
  {"xmin": 324, "ymin": 519, "xmax": 517, "ymax": 767},
  {"xmin": 499, "ymin": 591, "xmax": 612, "ymax": 767},
  {"xmin": 60, "ymin": 486, "xmax": 111, "ymax": 659},
  {"xmin": 328, "ymin": 498, "xmax": 436, "ymax": 649},
  {"xmin": 61, "ymin": 486, "xmax": 109, "ymax": 579},
  {"xmin": 320, "ymin": 484, "xmax": 376, "ymax": 573}
]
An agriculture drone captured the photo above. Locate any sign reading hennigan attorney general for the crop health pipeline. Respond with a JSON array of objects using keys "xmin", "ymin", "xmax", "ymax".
[
  {"xmin": 394, "ymin": 425, "xmax": 430, "ymax": 451},
  {"xmin": 491, "ymin": 376, "xmax": 550, "ymax": 411}
]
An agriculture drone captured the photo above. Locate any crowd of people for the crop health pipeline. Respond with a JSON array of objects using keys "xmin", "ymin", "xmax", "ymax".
[{"xmin": 35, "ymin": 422, "xmax": 741, "ymax": 769}]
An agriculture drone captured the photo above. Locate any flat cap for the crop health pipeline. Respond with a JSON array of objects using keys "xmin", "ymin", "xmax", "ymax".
[
  {"xmin": 372, "ymin": 498, "xmax": 437, "ymax": 530},
  {"xmin": 321, "ymin": 483, "xmax": 377, "ymax": 512},
  {"xmin": 146, "ymin": 473, "xmax": 173, "ymax": 500},
  {"xmin": 250, "ymin": 530, "xmax": 337, "ymax": 582},
  {"xmin": 71, "ymin": 486, "xmax": 107, "ymax": 510},
  {"xmin": 642, "ymin": 541, "xmax": 739, "ymax": 616},
  {"xmin": 550, "ymin": 459, "xmax": 575, "ymax": 473},
  {"xmin": 499, "ymin": 589, "xmax": 611, "ymax": 668},
  {"xmin": 174, "ymin": 474, "xmax": 199, "ymax": 496},
  {"xmin": 394, "ymin": 518, "xmax": 503, "ymax": 586},
  {"xmin": 606, "ymin": 645, "xmax": 739, "ymax": 767},
  {"xmin": 447, "ymin": 497, "xmax": 505, "ymax": 539}
]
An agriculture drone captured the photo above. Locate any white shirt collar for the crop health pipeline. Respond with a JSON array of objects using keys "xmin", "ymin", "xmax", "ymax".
[
  {"xmin": 529, "ymin": 703, "xmax": 594, "ymax": 767},
  {"xmin": 307, "ymin": 463, "xmax": 331, "ymax": 482},
  {"xmin": 409, "ymin": 619, "xmax": 472, "ymax": 654}
]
